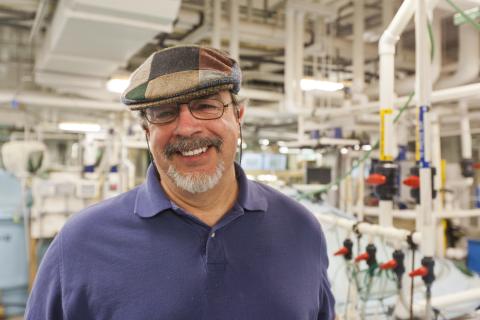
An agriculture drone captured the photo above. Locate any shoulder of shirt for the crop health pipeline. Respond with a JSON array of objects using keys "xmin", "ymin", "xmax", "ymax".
[{"xmin": 59, "ymin": 185, "xmax": 141, "ymax": 237}]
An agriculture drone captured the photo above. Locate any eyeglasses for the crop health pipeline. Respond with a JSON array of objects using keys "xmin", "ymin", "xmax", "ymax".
[{"xmin": 144, "ymin": 98, "xmax": 234, "ymax": 125}]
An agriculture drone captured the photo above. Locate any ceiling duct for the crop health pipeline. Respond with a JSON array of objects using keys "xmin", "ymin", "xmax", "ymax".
[{"xmin": 34, "ymin": 0, "xmax": 181, "ymax": 99}]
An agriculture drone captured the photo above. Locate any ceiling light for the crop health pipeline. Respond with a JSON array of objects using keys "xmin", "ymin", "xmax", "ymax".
[
  {"xmin": 59, "ymin": 122, "xmax": 101, "ymax": 133},
  {"xmin": 259, "ymin": 138, "xmax": 270, "ymax": 146},
  {"xmin": 300, "ymin": 78, "xmax": 344, "ymax": 92},
  {"xmin": 279, "ymin": 146, "xmax": 289, "ymax": 154},
  {"xmin": 106, "ymin": 78, "xmax": 130, "ymax": 93}
]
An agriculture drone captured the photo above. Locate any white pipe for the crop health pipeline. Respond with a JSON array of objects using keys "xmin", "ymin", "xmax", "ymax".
[
  {"xmin": 379, "ymin": 200, "xmax": 393, "ymax": 227},
  {"xmin": 459, "ymin": 100, "xmax": 472, "ymax": 159},
  {"xmin": 314, "ymin": 83, "xmax": 480, "ymax": 118},
  {"xmin": 284, "ymin": 2, "xmax": 296, "ymax": 112},
  {"xmin": 29, "ymin": 0, "xmax": 48, "ymax": 43},
  {"xmin": 356, "ymin": 161, "xmax": 365, "ymax": 222},
  {"xmin": 353, "ymin": 0, "xmax": 365, "ymax": 94},
  {"xmin": 436, "ymin": 24, "xmax": 480, "ymax": 89},
  {"xmin": 229, "ymin": 0, "xmax": 240, "ymax": 61},
  {"xmin": 417, "ymin": 0, "xmax": 435, "ymax": 260},
  {"xmin": 294, "ymin": 11, "xmax": 305, "ymax": 109},
  {"xmin": 313, "ymin": 212, "xmax": 422, "ymax": 244},
  {"xmin": 0, "ymin": 90, "xmax": 124, "ymax": 111},
  {"xmin": 379, "ymin": 0, "xmax": 415, "ymax": 161},
  {"xmin": 396, "ymin": 13, "xmax": 442, "ymax": 95},
  {"xmin": 212, "ymin": 0, "xmax": 221, "ymax": 49},
  {"xmin": 437, "ymin": 209, "xmax": 480, "ymax": 218},
  {"xmin": 431, "ymin": 112, "xmax": 444, "ymax": 257},
  {"xmin": 413, "ymin": 288, "xmax": 480, "ymax": 315}
]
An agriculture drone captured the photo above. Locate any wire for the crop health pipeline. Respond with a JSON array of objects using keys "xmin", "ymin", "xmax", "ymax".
[
  {"xmin": 444, "ymin": 0, "xmax": 480, "ymax": 31},
  {"xmin": 427, "ymin": 21, "xmax": 435, "ymax": 60},
  {"xmin": 410, "ymin": 247, "xmax": 415, "ymax": 320}
]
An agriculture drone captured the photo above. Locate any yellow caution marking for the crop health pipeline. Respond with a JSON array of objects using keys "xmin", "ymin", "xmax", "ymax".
[{"xmin": 380, "ymin": 108, "xmax": 393, "ymax": 161}]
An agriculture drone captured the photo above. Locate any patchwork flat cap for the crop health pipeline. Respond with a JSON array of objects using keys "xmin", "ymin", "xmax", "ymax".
[{"xmin": 122, "ymin": 45, "xmax": 241, "ymax": 110}]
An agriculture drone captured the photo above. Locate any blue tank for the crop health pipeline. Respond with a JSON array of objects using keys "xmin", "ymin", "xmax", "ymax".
[{"xmin": 0, "ymin": 170, "xmax": 28, "ymax": 315}]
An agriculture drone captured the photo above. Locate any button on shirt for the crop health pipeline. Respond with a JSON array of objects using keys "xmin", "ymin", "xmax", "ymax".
[{"xmin": 25, "ymin": 163, "xmax": 335, "ymax": 320}]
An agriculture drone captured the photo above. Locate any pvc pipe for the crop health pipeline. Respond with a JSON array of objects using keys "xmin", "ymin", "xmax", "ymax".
[
  {"xmin": 353, "ymin": 0, "xmax": 365, "ymax": 94},
  {"xmin": 436, "ymin": 24, "xmax": 480, "ymax": 89},
  {"xmin": 413, "ymin": 288, "xmax": 480, "ymax": 315},
  {"xmin": 284, "ymin": 3, "xmax": 295, "ymax": 112},
  {"xmin": 294, "ymin": 10, "xmax": 304, "ymax": 109},
  {"xmin": 355, "ymin": 206, "xmax": 418, "ymax": 219},
  {"xmin": 396, "ymin": 13, "xmax": 442, "ymax": 95},
  {"xmin": 229, "ymin": 0, "xmax": 240, "ymax": 61},
  {"xmin": 313, "ymin": 212, "xmax": 421, "ymax": 245},
  {"xmin": 315, "ymin": 82, "xmax": 480, "ymax": 118},
  {"xmin": 437, "ymin": 209, "xmax": 480, "ymax": 218},
  {"xmin": 459, "ymin": 100, "xmax": 472, "ymax": 159},
  {"xmin": 0, "ymin": 90, "xmax": 124, "ymax": 111},
  {"xmin": 29, "ymin": 0, "xmax": 48, "ymax": 43},
  {"xmin": 212, "ymin": 0, "xmax": 221, "ymax": 49},
  {"xmin": 416, "ymin": 0, "xmax": 431, "ymax": 108},
  {"xmin": 379, "ymin": 200, "xmax": 393, "ymax": 227},
  {"xmin": 431, "ymin": 112, "xmax": 444, "ymax": 257},
  {"xmin": 379, "ymin": 0, "xmax": 414, "ymax": 161},
  {"xmin": 355, "ymin": 207, "xmax": 480, "ymax": 219},
  {"xmin": 356, "ymin": 161, "xmax": 365, "ymax": 222}
]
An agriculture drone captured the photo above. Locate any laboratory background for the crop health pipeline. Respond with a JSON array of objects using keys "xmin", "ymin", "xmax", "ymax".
[{"xmin": 1, "ymin": 0, "xmax": 480, "ymax": 319}]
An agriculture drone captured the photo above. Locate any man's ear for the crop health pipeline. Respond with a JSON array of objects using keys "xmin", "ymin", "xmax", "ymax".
[{"xmin": 237, "ymin": 104, "xmax": 245, "ymax": 123}]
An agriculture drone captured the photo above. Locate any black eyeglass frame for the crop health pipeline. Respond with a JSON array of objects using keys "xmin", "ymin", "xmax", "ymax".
[{"xmin": 143, "ymin": 98, "xmax": 235, "ymax": 125}]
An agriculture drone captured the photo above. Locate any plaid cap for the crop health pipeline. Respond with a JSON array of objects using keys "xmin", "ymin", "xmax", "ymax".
[{"xmin": 121, "ymin": 45, "xmax": 241, "ymax": 110}]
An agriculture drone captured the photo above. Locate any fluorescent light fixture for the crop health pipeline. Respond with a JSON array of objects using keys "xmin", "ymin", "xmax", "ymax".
[
  {"xmin": 279, "ymin": 146, "xmax": 289, "ymax": 154},
  {"xmin": 59, "ymin": 122, "xmax": 101, "ymax": 133},
  {"xmin": 300, "ymin": 78, "xmax": 344, "ymax": 92},
  {"xmin": 259, "ymin": 138, "xmax": 270, "ymax": 146},
  {"xmin": 106, "ymin": 78, "xmax": 130, "ymax": 93}
]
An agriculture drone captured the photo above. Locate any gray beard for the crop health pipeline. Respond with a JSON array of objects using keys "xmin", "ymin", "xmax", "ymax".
[{"xmin": 166, "ymin": 160, "xmax": 225, "ymax": 194}]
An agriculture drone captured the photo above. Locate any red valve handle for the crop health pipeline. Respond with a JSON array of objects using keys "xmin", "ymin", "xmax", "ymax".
[
  {"xmin": 409, "ymin": 266, "xmax": 429, "ymax": 277},
  {"xmin": 334, "ymin": 247, "xmax": 349, "ymax": 256},
  {"xmin": 380, "ymin": 259, "xmax": 397, "ymax": 270},
  {"xmin": 366, "ymin": 173, "xmax": 387, "ymax": 186},
  {"xmin": 403, "ymin": 175, "xmax": 420, "ymax": 189},
  {"xmin": 355, "ymin": 252, "xmax": 369, "ymax": 263}
]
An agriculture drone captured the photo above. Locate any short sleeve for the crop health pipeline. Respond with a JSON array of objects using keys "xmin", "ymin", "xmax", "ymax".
[{"xmin": 25, "ymin": 236, "xmax": 65, "ymax": 320}]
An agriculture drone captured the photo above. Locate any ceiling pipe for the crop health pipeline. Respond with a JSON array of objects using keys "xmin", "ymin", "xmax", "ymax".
[
  {"xmin": 28, "ymin": 0, "xmax": 48, "ymax": 43},
  {"xmin": 396, "ymin": 12, "xmax": 442, "ymax": 95},
  {"xmin": 229, "ymin": 0, "xmax": 240, "ymax": 61},
  {"xmin": 435, "ymin": 23, "xmax": 480, "ymax": 89},
  {"xmin": 211, "ymin": 0, "xmax": 221, "ymax": 49},
  {"xmin": 352, "ymin": 0, "xmax": 365, "ymax": 94}
]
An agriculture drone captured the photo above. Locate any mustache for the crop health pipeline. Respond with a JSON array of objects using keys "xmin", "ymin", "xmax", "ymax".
[{"xmin": 163, "ymin": 136, "xmax": 223, "ymax": 159}]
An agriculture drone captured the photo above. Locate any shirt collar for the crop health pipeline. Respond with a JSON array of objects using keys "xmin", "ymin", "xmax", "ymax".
[
  {"xmin": 134, "ymin": 164, "xmax": 172, "ymax": 218},
  {"xmin": 134, "ymin": 162, "xmax": 268, "ymax": 219},
  {"xmin": 235, "ymin": 162, "xmax": 268, "ymax": 212}
]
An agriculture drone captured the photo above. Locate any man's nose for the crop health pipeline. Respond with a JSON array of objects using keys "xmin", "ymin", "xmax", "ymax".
[{"xmin": 173, "ymin": 104, "xmax": 202, "ymax": 136}]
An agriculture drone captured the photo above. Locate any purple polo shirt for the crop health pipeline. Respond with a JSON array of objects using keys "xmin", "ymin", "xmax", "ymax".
[{"xmin": 25, "ymin": 163, "xmax": 334, "ymax": 320}]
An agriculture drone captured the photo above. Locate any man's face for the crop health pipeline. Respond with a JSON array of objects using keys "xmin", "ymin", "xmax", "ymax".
[{"xmin": 145, "ymin": 90, "xmax": 244, "ymax": 193}]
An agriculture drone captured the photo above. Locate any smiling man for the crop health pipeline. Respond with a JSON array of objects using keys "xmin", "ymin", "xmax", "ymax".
[{"xmin": 25, "ymin": 45, "xmax": 335, "ymax": 320}]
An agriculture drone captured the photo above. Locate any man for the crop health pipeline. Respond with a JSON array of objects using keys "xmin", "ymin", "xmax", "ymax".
[{"xmin": 25, "ymin": 45, "xmax": 335, "ymax": 319}]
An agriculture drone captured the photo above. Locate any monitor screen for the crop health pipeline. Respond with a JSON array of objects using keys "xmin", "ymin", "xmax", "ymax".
[{"xmin": 306, "ymin": 167, "xmax": 332, "ymax": 184}]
